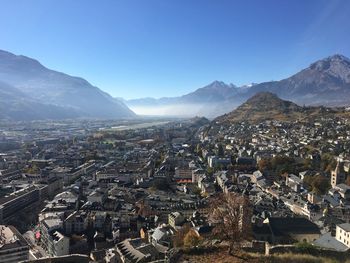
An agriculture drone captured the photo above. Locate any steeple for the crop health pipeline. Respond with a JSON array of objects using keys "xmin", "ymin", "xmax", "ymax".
[
  {"xmin": 334, "ymin": 160, "xmax": 341, "ymax": 175},
  {"xmin": 331, "ymin": 160, "xmax": 345, "ymax": 188}
]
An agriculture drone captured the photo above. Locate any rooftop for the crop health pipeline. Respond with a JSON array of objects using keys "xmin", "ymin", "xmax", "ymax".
[
  {"xmin": 0, "ymin": 185, "xmax": 38, "ymax": 205},
  {"xmin": 268, "ymin": 217, "xmax": 320, "ymax": 236},
  {"xmin": 313, "ymin": 232, "xmax": 349, "ymax": 252},
  {"xmin": 0, "ymin": 225, "xmax": 28, "ymax": 250},
  {"xmin": 338, "ymin": 223, "xmax": 350, "ymax": 232}
]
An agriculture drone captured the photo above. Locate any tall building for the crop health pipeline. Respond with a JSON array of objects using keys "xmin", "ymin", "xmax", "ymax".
[
  {"xmin": 40, "ymin": 219, "xmax": 69, "ymax": 257},
  {"xmin": 331, "ymin": 161, "xmax": 345, "ymax": 188},
  {"xmin": 0, "ymin": 184, "xmax": 48, "ymax": 224},
  {"xmin": 0, "ymin": 225, "xmax": 29, "ymax": 263}
]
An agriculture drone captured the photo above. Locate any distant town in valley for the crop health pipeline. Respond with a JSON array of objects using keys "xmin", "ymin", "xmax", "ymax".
[{"xmin": 1, "ymin": 1, "xmax": 350, "ymax": 263}]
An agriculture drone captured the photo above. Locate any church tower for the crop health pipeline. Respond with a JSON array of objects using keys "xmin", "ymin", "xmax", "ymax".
[{"xmin": 331, "ymin": 161, "xmax": 345, "ymax": 188}]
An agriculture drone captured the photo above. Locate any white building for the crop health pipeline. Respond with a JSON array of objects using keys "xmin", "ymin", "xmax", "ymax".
[
  {"xmin": 40, "ymin": 218, "xmax": 69, "ymax": 256},
  {"xmin": 336, "ymin": 223, "xmax": 350, "ymax": 248},
  {"xmin": 47, "ymin": 231, "xmax": 70, "ymax": 256},
  {"xmin": 87, "ymin": 190, "xmax": 104, "ymax": 204},
  {"xmin": 207, "ymin": 156, "xmax": 231, "ymax": 168},
  {"xmin": 168, "ymin": 212, "xmax": 184, "ymax": 229}
]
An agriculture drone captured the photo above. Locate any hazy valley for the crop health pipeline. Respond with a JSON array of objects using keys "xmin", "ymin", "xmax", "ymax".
[{"xmin": 1, "ymin": 50, "xmax": 350, "ymax": 121}]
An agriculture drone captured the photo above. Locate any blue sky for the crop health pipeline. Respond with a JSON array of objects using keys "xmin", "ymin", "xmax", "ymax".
[{"xmin": 1, "ymin": 0, "xmax": 350, "ymax": 99}]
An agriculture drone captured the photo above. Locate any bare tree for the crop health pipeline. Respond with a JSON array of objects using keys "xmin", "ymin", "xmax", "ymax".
[
  {"xmin": 172, "ymin": 223, "xmax": 191, "ymax": 247},
  {"xmin": 184, "ymin": 229, "xmax": 202, "ymax": 248},
  {"xmin": 209, "ymin": 192, "xmax": 252, "ymax": 255}
]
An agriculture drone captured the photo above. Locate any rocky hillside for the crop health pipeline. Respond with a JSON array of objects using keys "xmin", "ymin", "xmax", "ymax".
[{"xmin": 215, "ymin": 92, "xmax": 342, "ymax": 124}]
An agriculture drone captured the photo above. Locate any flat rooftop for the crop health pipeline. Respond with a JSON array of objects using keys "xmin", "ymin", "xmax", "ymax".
[{"xmin": 0, "ymin": 225, "xmax": 28, "ymax": 250}]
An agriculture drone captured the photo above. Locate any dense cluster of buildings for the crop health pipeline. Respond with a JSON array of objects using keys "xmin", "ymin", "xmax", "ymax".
[{"xmin": 0, "ymin": 115, "xmax": 350, "ymax": 262}]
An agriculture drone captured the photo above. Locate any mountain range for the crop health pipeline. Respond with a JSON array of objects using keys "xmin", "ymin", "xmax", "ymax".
[
  {"xmin": 126, "ymin": 54, "xmax": 350, "ymax": 118},
  {"xmin": 1, "ymin": 50, "xmax": 350, "ymax": 121},
  {"xmin": 0, "ymin": 50, "xmax": 135, "ymax": 121},
  {"xmin": 126, "ymin": 81, "xmax": 242, "ymax": 117},
  {"xmin": 245, "ymin": 54, "xmax": 350, "ymax": 106}
]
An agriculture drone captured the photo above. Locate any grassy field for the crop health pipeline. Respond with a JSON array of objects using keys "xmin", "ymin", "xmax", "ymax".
[{"xmin": 177, "ymin": 249, "xmax": 349, "ymax": 263}]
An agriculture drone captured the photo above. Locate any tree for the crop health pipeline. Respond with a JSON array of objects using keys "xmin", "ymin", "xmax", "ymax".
[
  {"xmin": 209, "ymin": 192, "xmax": 252, "ymax": 255},
  {"xmin": 206, "ymin": 166, "xmax": 214, "ymax": 176},
  {"xmin": 258, "ymin": 158, "xmax": 271, "ymax": 172},
  {"xmin": 217, "ymin": 143, "xmax": 225, "ymax": 157},
  {"xmin": 303, "ymin": 158, "xmax": 312, "ymax": 170},
  {"xmin": 183, "ymin": 229, "xmax": 202, "ymax": 248},
  {"xmin": 303, "ymin": 174, "xmax": 330, "ymax": 195},
  {"xmin": 191, "ymin": 186, "xmax": 202, "ymax": 196},
  {"xmin": 258, "ymin": 156, "xmax": 298, "ymax": 176},
  {"xmin": 24, "ymin": 164, "xmax": 40, "ymax": 174},
  {"xmin": 271, "ymin": 156, "xmax": 296, "ymax": 175},
  {"xmin": 311, "ymin": 174, "xmax": 330, "ymax": 195},
  {"xmin": 321, "ymin": 153, "xmax": 336, "ymax": 173},
  {"xmin": 173, "ymin": 224, "xmax": 191, "ymax": 247}
]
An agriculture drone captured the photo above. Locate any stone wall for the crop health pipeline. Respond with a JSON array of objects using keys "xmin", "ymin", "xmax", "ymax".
[
  {"xmin": 23, "ymin": 254, "xmax": 90, "ymax": 263},
  {"xmin": 266, "ymin": 244, "xmax": 350, "ymax": 261}
]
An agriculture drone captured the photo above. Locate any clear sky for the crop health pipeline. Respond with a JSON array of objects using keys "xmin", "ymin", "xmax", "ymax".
[{"xmin": 1, "ymin": 0, "xmax": 349, "ymax": 99}]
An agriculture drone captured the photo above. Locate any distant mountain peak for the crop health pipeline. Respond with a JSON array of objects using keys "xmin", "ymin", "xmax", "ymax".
[
  {"xmin": 306, "ymin": 53, "xmax": 350, "ymax": 83},
  {"xmin": 210, "ymin": 80, "xmax": 232, "ymax": 85},
  {"xmin": 327, "ymin": 54, "xmax": 350, "ymax": 62},
  {"xmin": 205, "ymin": 80, "xmax": 237, "ymax": 89},
  {"xmin": 179, "ymin": 80, "xmax": 238, "ymax": 104},
  {"xmin": 309, "ymin": 53, "xmax": 350, "ymax": 70},
  {"xmin": 210, "ymin": 80, "xmax": 225, "ymax": 85}
]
